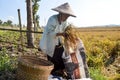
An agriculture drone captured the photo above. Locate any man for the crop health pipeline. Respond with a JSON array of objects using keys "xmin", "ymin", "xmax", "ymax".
[{"xmin": 40, "ymin": 2, "xmax": 76, "ymax": 78}]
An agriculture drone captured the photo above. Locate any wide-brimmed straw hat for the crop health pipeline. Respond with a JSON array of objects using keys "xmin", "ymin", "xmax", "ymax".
[{"xmin": 52, "ymin": 2, "xmax": 76, "ymax": 17}]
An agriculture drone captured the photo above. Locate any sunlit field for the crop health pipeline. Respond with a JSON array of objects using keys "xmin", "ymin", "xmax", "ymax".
[
  {"xmin": 77, "ymin": 27, "xmax": 120, "ymax": 80},
  {"xmin": 0, "ymin": 26, "xmax": 120, "ymax": 80}
]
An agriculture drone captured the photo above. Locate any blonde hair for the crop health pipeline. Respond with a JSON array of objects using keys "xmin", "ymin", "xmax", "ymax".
[{"xmin": 64, "ymin": 24, "xmax": 79, "ymax": 52}]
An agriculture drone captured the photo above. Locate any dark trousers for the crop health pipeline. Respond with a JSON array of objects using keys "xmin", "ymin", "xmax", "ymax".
[{"xmin": 47, "ymin": 45, "xmax": 65, "ymax": 76}]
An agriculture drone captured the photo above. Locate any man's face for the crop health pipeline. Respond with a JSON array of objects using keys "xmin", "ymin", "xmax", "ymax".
[{"xmin": 61, "ymin": 13, "xmax": 70, "ymax": 21}]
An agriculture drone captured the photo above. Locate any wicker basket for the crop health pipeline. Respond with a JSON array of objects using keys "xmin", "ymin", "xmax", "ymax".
[{"xmin": 16, "ymin": 55, "xmax": 53, "ymax": 80}]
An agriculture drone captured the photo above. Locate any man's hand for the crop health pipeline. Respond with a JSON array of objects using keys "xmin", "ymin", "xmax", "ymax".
[{"xmin": 56, "ymin": 33, "xmax": 65, "ymax": 36}]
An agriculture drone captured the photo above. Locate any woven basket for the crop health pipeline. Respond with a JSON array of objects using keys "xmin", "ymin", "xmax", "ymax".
[{"xmin": 16, "ymin": 55, "xmax": 53, "ymax": 80}]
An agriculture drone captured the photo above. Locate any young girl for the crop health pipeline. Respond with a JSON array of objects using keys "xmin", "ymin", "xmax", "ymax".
[{"xmin": 62, "ymin": 25, "xmax": 90, "ymax": 79}]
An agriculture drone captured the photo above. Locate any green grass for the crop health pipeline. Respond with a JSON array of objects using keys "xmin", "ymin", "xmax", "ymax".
[
  {"xmin": 0, "ymin": 48, "xmax": 17, "ymax": 71},
  {"xmin": 89, "ymin": 68, "xmax": 107, "ymax": 80}
]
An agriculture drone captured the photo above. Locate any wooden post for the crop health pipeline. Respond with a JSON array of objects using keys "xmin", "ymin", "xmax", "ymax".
[{"xmin": 17, "ymin": 9, "xmax": 23, "ymax": 51}]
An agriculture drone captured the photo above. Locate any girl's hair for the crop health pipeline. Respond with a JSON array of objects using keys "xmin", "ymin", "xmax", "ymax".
[{"xmin": 64, "ymin": 24, "xmax": 79, "ymax": 51}]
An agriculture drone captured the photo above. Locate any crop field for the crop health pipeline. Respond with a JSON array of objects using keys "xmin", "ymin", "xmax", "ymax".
[
  {"xmin": 78, "ymin": 27, "xmax": 120, "ymax": 80},
  {"xmin": 0, "ymin": 26, "xmax": 120, "ymax": 80}
]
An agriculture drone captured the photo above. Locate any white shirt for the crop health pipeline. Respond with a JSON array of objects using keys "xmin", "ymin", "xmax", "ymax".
[{"xmin": 40, "ymin": 14, "xmax": 68, "ymax": 57}]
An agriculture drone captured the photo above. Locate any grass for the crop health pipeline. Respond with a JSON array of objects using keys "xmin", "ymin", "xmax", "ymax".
[
  {"xmin": 89, "ymin": 68, "xmax": 107, "ymax": 80},
  {"xmin": 0, "ymin": 48, "xmax": 17, "ymax": 71},
  {"xmin": 0, "ymin": 26, "xmax": 120, "ymax": 80}
]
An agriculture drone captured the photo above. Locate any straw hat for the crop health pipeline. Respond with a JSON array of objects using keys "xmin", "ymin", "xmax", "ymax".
[{"xmin": 52, "ymin": 2, "xmax": 76, "ymax": 17}]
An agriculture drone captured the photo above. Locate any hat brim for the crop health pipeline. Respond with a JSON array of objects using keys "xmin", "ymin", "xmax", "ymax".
[{"xmin": 52, "ymin": 9, "xmax": 76, "ymax": 17}]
